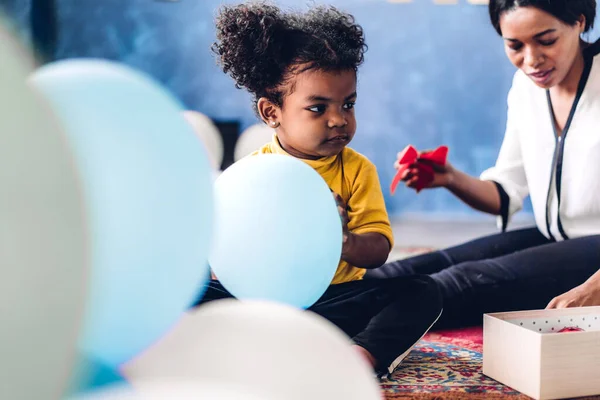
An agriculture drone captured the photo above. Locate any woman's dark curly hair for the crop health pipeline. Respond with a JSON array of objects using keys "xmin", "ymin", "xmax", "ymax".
[{"xmin": 212, "ymin": 2, "xmax": 367, "ymax": 114}]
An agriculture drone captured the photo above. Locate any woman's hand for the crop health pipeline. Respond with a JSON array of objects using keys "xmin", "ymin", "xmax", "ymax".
[
  {"xmin": 394, "ymin": 152, "xmax": 455, "ymax": 191},
  {"xmin": 393, "ymin": 150, "xmax": 502, "ymax": 215},
  {"xmin": 546, "ymin": 281, "xmax": 600, "ymax": 309}
]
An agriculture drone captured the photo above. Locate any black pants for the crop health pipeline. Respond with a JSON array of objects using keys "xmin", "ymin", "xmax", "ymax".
[
  {"xmin": 194, "ymin": 275, "xmax": 442, "ymax": 375},
  {"xmin": 365, "ymin": 228, "xmax": 600, "ymax": 329}
]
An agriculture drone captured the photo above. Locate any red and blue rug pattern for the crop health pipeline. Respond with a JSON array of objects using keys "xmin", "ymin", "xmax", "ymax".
[{"xmin": 381, "ymin": 327, "xmax": 531, "ymax": 400}]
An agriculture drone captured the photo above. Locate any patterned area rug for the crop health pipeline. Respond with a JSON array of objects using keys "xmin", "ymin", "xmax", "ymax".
[
  {"xmin": 381, "ymin": 327, "xmax": 600, "ymax": 400},
  {"xmin": 381, "ymin": 327, "xmax": 531, "ymax": 400}
]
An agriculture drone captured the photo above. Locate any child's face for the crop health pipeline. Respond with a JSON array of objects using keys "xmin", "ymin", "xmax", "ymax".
[{"xmin": 274, "ymin": 68, "xmax": 357, "ymax": 160}]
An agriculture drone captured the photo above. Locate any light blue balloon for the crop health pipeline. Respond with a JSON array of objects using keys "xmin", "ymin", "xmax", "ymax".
[
  {"xmin": 29, "ymin": 60, "xmax": 213, "ymax": 367},
  {"xmin": 209, "ymin": 154, "xmax": 342, "ymax": 309},
  {"xmin": 66, "ymin": 354, "xmax": 126, "ymax": 397}
]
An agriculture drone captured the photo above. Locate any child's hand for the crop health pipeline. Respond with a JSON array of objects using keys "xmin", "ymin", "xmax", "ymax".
[
  {"xmin": 332, "ymin": 191, "xmax": 350, "ymax": 244},
  {"xmin": 331, "ymin": 190, "xmax": 389, "ymax": 269}
]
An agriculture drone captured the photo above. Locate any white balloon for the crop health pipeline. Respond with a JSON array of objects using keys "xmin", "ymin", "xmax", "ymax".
[
  {"xmin": 122, "ymin": 300, "xmax": 382, "ymax": 400},
  {"xmin": 69, "ymin": 380, "xmax": 269, "ymax": 400},
  {"xmin": 234, "ymin": 123, "xmax": 275, "ymax": 161},
  {"xmin": 0, "ymin": 25, "xmax": 87, "ymax": 400},
  {"xmin": 182, "ymin": 110, "xmax": 223, "ymax": 170},
  {"xmin": 70, "ymin": 381, "xmax": 275, "ymax": 400}
]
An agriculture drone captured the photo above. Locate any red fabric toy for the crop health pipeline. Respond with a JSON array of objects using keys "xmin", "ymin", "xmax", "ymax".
[
  {"xmin": 557, "ymin": 326, "xmax": 585, "ymax": 333},
  {"xmin": 390, "ymin": 145, "xmax": 449, "ymax": 195}
]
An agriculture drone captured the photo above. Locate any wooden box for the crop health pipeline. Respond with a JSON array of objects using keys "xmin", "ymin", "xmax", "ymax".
[{"xmin": 483, "ymin": 307, "xmax": 600, "ymax": 400}]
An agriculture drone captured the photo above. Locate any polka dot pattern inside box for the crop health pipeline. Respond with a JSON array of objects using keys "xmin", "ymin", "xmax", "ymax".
[{"xmin": 508, "ymin": 314, "xmax": 600, "ymax": 333}]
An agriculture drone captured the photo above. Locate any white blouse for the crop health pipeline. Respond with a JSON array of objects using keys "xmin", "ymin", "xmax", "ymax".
[{"xmin": 481, "ymin": 40, "xmax": 600, "ymax": 241}]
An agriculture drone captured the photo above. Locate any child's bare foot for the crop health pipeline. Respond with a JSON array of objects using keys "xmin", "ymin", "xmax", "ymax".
[{"xmin": 352, "ymin": 345, "xmax": 376, "ymax": 369}]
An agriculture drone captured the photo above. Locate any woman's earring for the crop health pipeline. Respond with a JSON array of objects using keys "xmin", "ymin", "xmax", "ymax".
[{"xmin": 270, "ymin": 121, "xmax": 280, "ymax": 128}]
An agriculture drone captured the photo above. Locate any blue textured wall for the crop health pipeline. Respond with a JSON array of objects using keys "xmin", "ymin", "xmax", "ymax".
[{"xmin": 2, "ymin": 0, "xmax": 599, "ymax": 217}]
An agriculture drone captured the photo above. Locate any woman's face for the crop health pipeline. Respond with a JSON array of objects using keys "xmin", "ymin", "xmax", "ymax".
[{"xmin": 499, "ymin": 6, "xmax": 585, "ymax": 89}]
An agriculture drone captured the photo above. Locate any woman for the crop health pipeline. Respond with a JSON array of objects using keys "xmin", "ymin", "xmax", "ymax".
[{"xmin": 366, "ymin": 0, "xmax": 600, "ymax": 328}]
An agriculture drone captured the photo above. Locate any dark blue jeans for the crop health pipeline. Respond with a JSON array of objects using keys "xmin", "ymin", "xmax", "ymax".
[{"xmin": 365, "ymin": 228, "xmax": 600, "ymax": 329}]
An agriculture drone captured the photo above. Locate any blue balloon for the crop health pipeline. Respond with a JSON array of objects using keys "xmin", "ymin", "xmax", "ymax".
[
  {"xmin": 67, "ymin": 354, "xmax": 126, "ymax": 396},
  {"xmin": 209, "ymin": 154, "xmax": 342, "ymax": 309},
  {"xmin": 29, "ymin": 60, "xmax": 213, "ymax": 367}
]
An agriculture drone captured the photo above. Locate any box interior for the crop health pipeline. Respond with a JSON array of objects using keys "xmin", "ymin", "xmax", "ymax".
[{"xmin": 506, "ymin": 314, "xmax": 600, "ymax": 334}]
